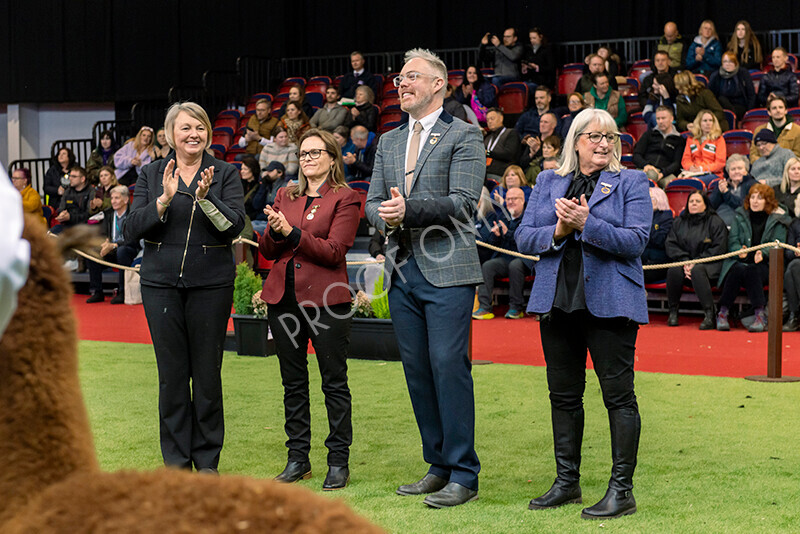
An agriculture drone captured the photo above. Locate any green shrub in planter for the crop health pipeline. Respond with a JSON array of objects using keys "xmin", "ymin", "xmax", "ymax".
[
  {"xmin": 233, "ymin": 262, "xmax": 263, "ymax": 316},
  {"xmin": 371, "ymin": 271, "xmax": 390, "ymax": 319}
]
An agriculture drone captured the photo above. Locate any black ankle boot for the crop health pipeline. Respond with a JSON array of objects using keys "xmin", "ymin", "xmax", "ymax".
[
  {"xmin": 581, "ymin": 408, "xmax": 640, "ymax": 520},
  {"xmin": 783, "ymin": 312, "xmax": 800, "ymax": 332},
  {"xmin": 667, "ymin": 307, "xmax": 679, "ymax": 327},
  {"xmin": 274, "ymin": 460, "xmax": 311, "ymax": 483},
  {"xmin": 529, "ymin": 408, "xmax": 583, "ymax": 510},
  {"xmin": 699, "ymin": 308, "xmax": 715, "ymax": 330}
]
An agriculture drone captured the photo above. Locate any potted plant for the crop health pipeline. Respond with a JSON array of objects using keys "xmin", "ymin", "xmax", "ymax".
[
  {"xmin": 231, "ymin": 262, "xmax": 273, "ymax": 357},
  {"xmin": 349, "ymin": 270, "xmax": 401, "ymax": 361}
]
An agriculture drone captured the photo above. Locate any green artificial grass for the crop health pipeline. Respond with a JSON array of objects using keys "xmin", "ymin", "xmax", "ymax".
[{"xmin": 78, "ymin": 341, "xmax": 800, "ymax": 533}]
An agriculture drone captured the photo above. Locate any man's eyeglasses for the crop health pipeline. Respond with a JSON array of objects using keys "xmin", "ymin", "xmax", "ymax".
[
  {"xmin": 298, "ymin": 149, "xmax": 332, "ymax": 160},
  {"xmin": 581, "ymin": 132, "xmax": 618, "ymax": 144},
  {"xmin": 393, "ymin": 72, "xmax": 439, "ymax": 87}
]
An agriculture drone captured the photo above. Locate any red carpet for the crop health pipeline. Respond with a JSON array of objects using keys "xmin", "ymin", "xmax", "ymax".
[{"xmin": 72, "ymin": 295, "xmax": 800, "ymax": 379}]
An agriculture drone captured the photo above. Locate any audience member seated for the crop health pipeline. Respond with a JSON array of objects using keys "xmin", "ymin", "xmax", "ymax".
[
  {"xmin": 727, "ymin": 20, "xmax": 763, "ymax": 71},
  {"xmin": 491, "ymin": 165, "xmax": 532, "ymax": 210},
  {"xmin": 344, "ymin": 86, "xmax": 378, "ymax": 132},
  {"xmin": 708, "ymin": 51, "xmax": 756, "ymax": 121},
  {"xmin": 757, "ymin": 47, "xmax": 799, "ymax": 107},
  {"xmin": 484, "ymin": 108, "xmax": 521, "ymax": 180},
  {"xmin": 674, "ymin": 71, "xmax": 729, "ymax": 131},
  {"xmin": 259, "ymin": 127, "xmax": 298, "ymax": 176},
  {"xmin": 751, "ymin": 129, "xmax": 794, "ymax": 187},
  {"xmin": 584, "ymin": 72, "xmax": 627, "ymax": 128},
  {"xmin": 775, "ymin": 156, "xmax": 800, "ymax": 212},
  {"xmin": 50, "ymin": 166, "xmax": 94, "ymax": 234},
  {"xmin": 333, "ymin": 125, "xmax": 356, "ymax": 179},
  {"xmin": 520, "ymin": 112, "xmax": 559, "ymax": 178},
  {"xmin": 709, "ymin": 154, "xmax": 757, "ymax": 226},
  {"xmin": 716, "ymin": 184, "xmax": 790, "ymax": 332},
  {"xmin": 43, "ymin": 146, "xmax": 76, "ymax": 209},
  {"xmin": 238, "ymin": 155, "xmax": 261, "ymax": 240},
  {"xmin": 85, "ymin": 185, "xmax": 140, "ymax": 304},
  {"xmin": 559, "ymin": 92, "xmax": 587, "ymax": 138},
  {"xmin": 443, "ymin": 84, "xmax": 468, "ymax": 122},
  {"xmin": 154, "ymin": 128, "xmax": 170, "ymax": 160},
  {"xmin": 11, "ymin": 168, "xmax": 46, "ymax": 227},
  {"xmin": 658, "ymin": 21, "xmax": 689, "ymax": 69},
  {"xmin": 664, "ymin": 190, "xmax": 728, "ymax": 329},
  {"xmin": 279, "ymin": 101, "xmax": 311, "ymax": 145},
  {"xmin": 574, "ymin": 53, "xmax": 618, "ymax": 95},
  {"xmin": 680, "ymin": 109, "xmax": 727, "ymax": 184},
  {"xmin": 237, "ymin": 98, "xmax": 279, "ymax": 158},
  {"xmin": 472, "ymin": 187, "xmax": 532, "ymax": 320},
  {"xmin": 783, "ymin": 204, "xmax": 800, "ymax": 331},
  {"xmin": 479, "ymin": 28, "xmax": 523, "ymax": 86},
  {"xmin": 113, "ymin": 126, "xmax": 155, "ymax": 186},
  {"xmin": 638, "ymin": 51, "xmax": 678, "ymax": 110},
  {"xmin": 343, "ymin": 125, "xmax": 376, "ymax": 182},
  {"xmin": 339, "ymin": 50, "xmax": 380, "ymax": 100},
  {"xmin": 524, "ymin": 135, "xmax": 561, "ymax": 185},
  {"xmin": 750, "ymin": 95, "xmax": 800, "ymax": 162},
  {"xmin": 89, "ymin": 166, "xmax": 118, "ymax": 215},
  {"xmin": 86, "ymin": 130, "xmax": 117, "ymax": 184},
  {"xmin": 595, "ymin": 46, "xmax": 621, "ymax": 79},
  {"xmin": 250, "ymin": 161, "xmax": 289, "ymax": 236},
  {"xmin": 634, "ymin": 105, "xmax": 686, "ymax": 188},
  {"xmin": 521, "ymin": 28, "xmax": 556, "ymax": 89},
  {"xmin": 454, "ymin": 65, "xmax": 497, "ymax": 124},
  {"xmin": 685, "ymin": 19, "xmax": 723, "ymax": 76},
  {"xmin": 309, "ymin": 86, "xmax": 348, "ymax": 132},
  {"xmin": 642, "ymin": 186, "xmax": 673, "ymax": 283},
  {"xmin": 474, "ymin": 186, "xmax": 497, "ymax": 264},
  {"xmin": 515, "ymin": 85, "xmax": 557, "ymax": 139},
  {"xmin": 277, "ymin": 84, "xmax": 315, "ymax": 119}
]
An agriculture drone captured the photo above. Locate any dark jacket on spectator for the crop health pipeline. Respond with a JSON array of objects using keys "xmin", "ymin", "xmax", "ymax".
[
  {"xmin": 368, "ymin": 229, "xmax": 385, "ymax": 258},
  {"xmin": 444, "ymin": 96, "xmax": 468, "ymax": 122},
  {"xmin": 485, "ymin": 211, "xmax": 524, "ymax": 260},
  {"xmin": 348, "ymin": 142, "xmax": 377, "ymax": 182},
  {"xmin": 43, "ymin": 164, "xmax": 69, "ymax": 208},
  {"xmin": 633, "ymin": 127, "xmax": 686, "ymax": 177},
  {"xmin": 86, "ymin": 147, "xmax": 117, "ymax": 184},
  {"xmin": 685, "ymin": 37, "xmax": 723, "ymax": 75},
  {"xmin": 250, "ymin": 175, "xmax": 291, "ymax": 223},
  {"xmin": 665, "ymin": 208, "xmax": 729, "ymax": 279},
  {"xmin": 57, "ymin": 184, "xmax": 95, "ymax": 227},
  {"xmin": 574, "ymin": 72, "xmax": 617, "ymax": 95},
  {"xmin": 757, "ymin": 66, "xmax": 800, "ymax": 107},
  {"xmin": 339, "ymin": 70, "xmax": 381, "ymax": 100},
  {"xmin": 638, "ymin": 67, "xmax": 678, "ymax": 108},
  {"xmin": 708, "ymin": 67, "xmax": 756, "ymax": 110},
  {"xmin": 642, "ymin": 209, "xmax": 673, "ymax": 265},
  {"xmin": 709, "ymin": 174, "xmax": 757, "ymax": 226},
  {"xmin": 345, "ymin": 102, "xmax": 378, "ymax": 132},
  {"xmin": 786, "ymin": 217, "xmax": 800, "ymax": 264},
  {"xmin": 676, "ymin": 88, "xmax": 729, "ymax": 131},
  {"xmin": 484, "ymin": 127, "xmax": 521, "ymax": 176},
  {"xmin": 514, "ymin": 108, "xmax": 559, "ymax": 138},
  {"xmin": 774, "ymin": 183, "xmax": 800, "ymax": 215},
  {"xmin": 522, "ymin": 43, "xmax": 556, "ymax": 88},
  {"xmin": 719, "ymin": 206, "xmax": 790, "ymax": 284}
]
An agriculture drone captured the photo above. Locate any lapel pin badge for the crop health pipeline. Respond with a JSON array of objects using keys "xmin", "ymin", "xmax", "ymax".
[{"xmin": 601, "ymin": 187, "xmax": 611, "ymax": 194}]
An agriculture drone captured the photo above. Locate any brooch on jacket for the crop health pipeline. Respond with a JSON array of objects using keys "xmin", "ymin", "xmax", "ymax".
[{"xmin": 306, "ymin": 204, "xmax": 321, "ymax": 220}]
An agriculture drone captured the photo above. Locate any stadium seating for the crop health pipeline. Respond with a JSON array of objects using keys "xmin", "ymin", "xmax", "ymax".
[
  {"xmin": 497, "ymin": 82, "xmax": 528, "ymax": 114},
  {"xmin": 740, "ymin": 108, "xmax": 769, "ymax": 132},
  {"xmin": 722, "ymin": 129, "xmax": 754, "ymax": 156}
]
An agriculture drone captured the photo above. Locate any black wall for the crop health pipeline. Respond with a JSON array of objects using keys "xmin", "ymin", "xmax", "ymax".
[{"xmin": 3, "ymin": 0, "xmax": 800, "ymax": 103}]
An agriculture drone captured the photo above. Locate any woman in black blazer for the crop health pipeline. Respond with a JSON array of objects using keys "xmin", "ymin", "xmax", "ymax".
[{"xmin": 126, "ymin": 102, "xmax": 245, "ymax": 472}]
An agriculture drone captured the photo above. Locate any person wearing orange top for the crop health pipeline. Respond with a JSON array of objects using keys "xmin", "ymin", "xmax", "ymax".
[
  {"xmin": 680, "ymin": 110, "xmax": 726, "ymax": 185},
  {"xmin": 11, "ymin": 168, "xmax": 46, "ymax": 227}
]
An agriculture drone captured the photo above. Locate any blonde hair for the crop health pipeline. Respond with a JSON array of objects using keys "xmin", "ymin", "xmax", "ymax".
[
  {"xmin": 779, "ymin": 156, "xmax": 800, "ymax": 193},
  {"xmin": 698, "ymin": 19, "xmax": 719, "ymax": 41},
  {"xmin": 403, "ymin": 48, "xmax": 448, "ymax": 95},
  {"xmin": 674, "ymin": 71, "xmax": 704, "ymax": 97},
  {"xmin": 689, "ymin": 110, "xmax": 722, "ymax": 141},
  {"xmin": 131, "ymin": 126, "xmax": 155, "ymax": 154},
  {"xmin": 163, "ymin": 101, "xmax": 213, "ymax": 150},
  {"xmin": 286, "ymin": 129, "xmax": 348, "ymax": 200},
  {"xmin": 556, "ymin": 108, "xmax": 621, "ymax": 176},
  {"xmin": 501, "ymin": 164, "xmax": 528, "ymax": 188}
]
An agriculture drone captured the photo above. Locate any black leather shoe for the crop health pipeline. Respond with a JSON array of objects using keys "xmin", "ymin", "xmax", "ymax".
[
  {"xmin": 274, "ymin": 461, "xmax": 311, "ymax": 483},
  {"xmin": 110, "ymin": 292, "xmax": 125, "ymax": 304},
  {"xmin": 86, "ymin": 292, "xmax": 104, "ymax": 303},
  {"xmin": 396, "ymin": 473, "xmax": 448, "ymax": 496},
  {"xmin": 667, "ymin": 309, "xmax": 679, "ymax": 326},
  {"xmin": 528, "ymin": 481, "xmax": 582, "ymax": 509},
  {"xmin": 581, "ymin": 488, "xmax": 636, "ymax": 519},
  {"xmin": 197, "ymin": 467, "xmax": 219, "ymax": 475},
  {"xmin": 784, "ymin": 312, "xmax": 800, "ymax": 332},
  {"xmin": 322, "ymin": 465, "xmax": 349, "ymax": 490},
  {"xmin": 423, "ymin": 482, "xmax": 478, "ymax": 508}
]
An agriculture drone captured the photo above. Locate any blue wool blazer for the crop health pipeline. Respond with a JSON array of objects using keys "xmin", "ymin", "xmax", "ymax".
[{"xmin": 515, "ymin": 168, "xmax": 652, "ymax": 324}]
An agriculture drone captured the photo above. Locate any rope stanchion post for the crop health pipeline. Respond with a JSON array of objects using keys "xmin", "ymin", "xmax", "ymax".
[
  {"xmin": 746, "ymin": 246, "xmax": 800, "ymax": 383},
  {"xmin": 234, "ymin": 241, "xmax": 247, "ymax": 265}
]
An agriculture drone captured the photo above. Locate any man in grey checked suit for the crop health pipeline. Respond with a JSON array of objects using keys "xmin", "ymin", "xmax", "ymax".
[{"xmin": 365, "ymin": 48, "xmax": 485, "ymax": 508}]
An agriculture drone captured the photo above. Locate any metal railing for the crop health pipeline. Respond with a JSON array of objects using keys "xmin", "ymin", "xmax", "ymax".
[
  {"xmin": 8, "ymin": 158, "xmax": 51, "ymax": 197},
  {"xmin": 92, "ymin": 120, "xmax": 134, "ymax": 149},
  {"xmin": 237, "ymin": 56, "xmax": 273, "ymax": 103},
  {"xmin": 51, "ymin": 139, "xmax": 93, "ymax": 167}
]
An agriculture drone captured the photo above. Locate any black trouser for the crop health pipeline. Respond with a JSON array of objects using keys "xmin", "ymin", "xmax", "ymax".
[
  {"xmin": 141, "ymin": 284, "xmax": 233, "ymax": 470},
  {"xmin": 268, "ymin": 300, "xmax": 352, "ymax": 467},
  {"xmin": 665, "ymin": 264, "xmax": 717, "ymax": 311},
  {"xmin": 477, "ymin": 257, "xmax": 533, "ymax": 311},
  {"xmin": 786, "ymin": 260, "xmax": 800, "ymax": 313},
  {"xmin": 87, "ymin": 245, "xmax": 139, "ymax": 294},
  {"xmin": 717, "ymin": 96, "xmax": 746, "ymax": 121},
  {"xmin": 539, "ymin": 309, "xmax": 639, "ymax": 412},
  {"xmin": 718, "ymin": 262, "xmax": 769, "ymax": 309}
]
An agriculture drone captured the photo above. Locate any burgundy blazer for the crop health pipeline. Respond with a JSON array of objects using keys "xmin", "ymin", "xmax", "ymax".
[{"xmin": 259, "ymin": 181, "xmax": 361, "ymax": 307}]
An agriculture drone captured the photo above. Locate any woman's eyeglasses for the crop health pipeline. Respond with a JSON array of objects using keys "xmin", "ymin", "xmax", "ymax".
[
  {"xmin": 581, "ymin": 132, "xmax": 618, "ymax": 144},
  {"xmin": 298, "ymin": 149, "xmax": 332, "ymax": 160}
]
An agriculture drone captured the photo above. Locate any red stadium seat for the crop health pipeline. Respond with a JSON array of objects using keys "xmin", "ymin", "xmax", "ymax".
[
  {"xmin": 382, "ymin": 93, "xmax": 400, "ymax": 110},
  {"xmin": 277, "ymin": 77, "xmax": 306, "ymax": 94},
  {"xmin": 448, "ymin": 69, "xmax": 465, "ymax": 88},
  {"xmin": 209, "ymin": 144, "xmax": 226, "ymax": 160},
  {"xmin": 557, "ymin": 70, "xmax": 583, "ymax": 96},
  {"xmin": 378, "ymin": 120, "xmax": 403, "ymax": 134},
  {"xmin": 723, "ymin": 129, "xmax": 753, "ymax": 157},
  {"xmin": 740, "ymin": 108, "xmax": 769, "ymax": 132},
  {"xmin": 623, "ymin": 95, "xmax": 641, "ymax": 115},
  {"xmin": 694, "ymin": 74, "xmax": 708, "ymax": 87},
  {"xmin": 619, "ymin": 133, "xmax": 634, "ymax": 156},
  {"xmin": 497, "ymin": 83, "xmax": 528, "ymax": 114},
  {"xmin": 382, "ymin": 75, "xmax": 399, "ymax": 98},
  {"xmin": 750, "ymin": 71, "xmax": 763, "ymax": 94},
  {"xmin": 309, "ymin": 75, "xmax": 332, "ymax": 84},
  {"xmin": 239, "ymin": 111, "xmax": 255, "ymax": 130},
  {"xmin": 305, "ymin": 80, "xmax": 328, "ymax": 95},
  {"xmin": 618, "ymin": 77, "xmax": 639, "ymax": 97},
  {"xmin": 379, "ymin": 111, "xmax": 403, "ymax": 130},
  {"xmin": 626, "ymin": 112, "xmax": 648, "ymax": 142},
  {"xmin": 211, "ymin": 127, "xmax": 233, "ymax": 148},
  {"xmin": 214, "ymin": 116, "xmax": 238, "ymax": 130},
  {"xmin": 621, "ymin": 154, "xmax": 636, "ymax": 169},
  {"xmin": 629, "ymin": 59, "xmax": 652, "ymax": 83},
  {"xmin": 723, "ymin": 109, "xmax": 736, "ymax": 130},
  {"xmin": 216, "ymin": 109, "xmax": 241, "ymax": 120}
]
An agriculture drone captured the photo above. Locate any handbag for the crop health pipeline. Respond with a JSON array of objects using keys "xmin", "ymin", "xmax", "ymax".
[{"xmin": 124, "ymin": 269, "xmax": 142, "ymax": 305}]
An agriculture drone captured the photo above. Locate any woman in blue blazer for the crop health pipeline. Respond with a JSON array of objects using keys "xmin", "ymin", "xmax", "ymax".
[{"xmin": 516, "ymin": 109, "xmax": 651, "ymax": 520}]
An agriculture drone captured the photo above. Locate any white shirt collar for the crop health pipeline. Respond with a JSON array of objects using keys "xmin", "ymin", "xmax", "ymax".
[
  {"xmin": 354, "ymin": 68, "xmax": 365, "ymax": 76},
  {"xmin": 409, "ymin": 107, "xmax": 444, "ymax": 133}
]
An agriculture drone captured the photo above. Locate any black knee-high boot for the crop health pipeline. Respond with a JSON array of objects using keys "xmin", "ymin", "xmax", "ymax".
[
  {"xmin": 581, "ymin": 407, "xmax": 640, "ymax": 519},
  {"xmin": 528, "ymin": 407, "xmax": 584, "ymax": 509}
]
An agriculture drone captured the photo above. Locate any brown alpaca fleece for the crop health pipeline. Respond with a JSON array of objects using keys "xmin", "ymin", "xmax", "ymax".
[{"xmin": 0, "ymin": 217, "xmax": 384, "ymax": 534}]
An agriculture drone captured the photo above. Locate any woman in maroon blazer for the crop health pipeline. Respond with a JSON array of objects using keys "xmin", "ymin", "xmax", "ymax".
[{"xmin": 258, "ymin": 129, "xmax": 361, "ymax": 491}]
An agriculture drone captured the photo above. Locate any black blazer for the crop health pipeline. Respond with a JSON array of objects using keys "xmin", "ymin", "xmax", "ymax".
[{"xmin": 126, "ymin": 152, "xmax": 245, "ymax": 288}]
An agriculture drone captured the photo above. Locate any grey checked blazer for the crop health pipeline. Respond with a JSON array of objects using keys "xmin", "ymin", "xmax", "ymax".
[{"xmin": 365, "ymin": 110, "xmax": 485, "ymax": 287}]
